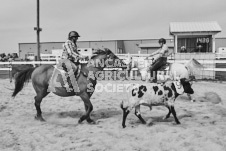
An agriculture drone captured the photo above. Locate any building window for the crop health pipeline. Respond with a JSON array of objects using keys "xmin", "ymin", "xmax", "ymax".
[
  {"xmin": 178, "ymin": 36, "xmax": 212, "ymax": 53},
  {"xmin": 117, "ymin": 48, "xmax": 123, "ymax": 54}
]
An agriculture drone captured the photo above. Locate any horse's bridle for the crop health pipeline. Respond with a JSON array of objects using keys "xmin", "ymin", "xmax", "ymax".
[{"xmin": 88, "ymin": 52, "xmax": 116, "ymax": 70}]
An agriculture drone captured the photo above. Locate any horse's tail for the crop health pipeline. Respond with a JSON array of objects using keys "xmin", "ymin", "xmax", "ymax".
[{"xmin": 12, "ymin": 67, "xmax": 36, "ymax": 97}]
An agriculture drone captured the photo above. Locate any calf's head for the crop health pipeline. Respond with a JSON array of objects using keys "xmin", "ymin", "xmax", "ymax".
[{"xmin": 180, "ymin": 78, "xmax": 194, "ymax": 94}]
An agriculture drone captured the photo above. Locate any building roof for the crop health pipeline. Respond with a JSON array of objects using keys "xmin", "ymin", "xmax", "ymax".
[
  {"xmin": 170, "ymin": 21, "xmax": 222, "ymax": 35},
  {"xmin": 138, "ymin": 43, "xmax": 174, "ymax": 48}
]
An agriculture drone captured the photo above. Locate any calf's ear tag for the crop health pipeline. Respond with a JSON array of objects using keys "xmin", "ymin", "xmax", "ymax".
[{"xmin": 173, "ymin": 81, "xmax": 184, "ymax": 94}]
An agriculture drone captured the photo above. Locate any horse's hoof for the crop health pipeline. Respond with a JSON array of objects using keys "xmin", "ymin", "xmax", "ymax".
[
  {"xmin": 122, "ymin": 125, "xmax": 126, "ymax": 128},
  {"xmin": 35, "ymin": 115, "xmax": 45, "ymax": 122},
  {"xmin": 87, "ymin": 119, "xmax": 96, "ymax": 124},
  {"xmin": 88, "ymin": 121, "xmax": 96, "ymax": 125},
  {"xmin": 172, "ymin": 121, "xmax": 181, "ymax": 125}
]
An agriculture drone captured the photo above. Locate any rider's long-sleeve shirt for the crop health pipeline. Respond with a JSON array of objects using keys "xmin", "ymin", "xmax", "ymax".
[
  {"xmin": 62, "ymin": 40, "xmax": 79, "ymax": 60},
  {"xmin": 151, "ymin": 44, "xmax": 169, "ymax": 59}
]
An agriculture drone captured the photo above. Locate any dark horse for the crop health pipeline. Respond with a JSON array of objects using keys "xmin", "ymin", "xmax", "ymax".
[{"xmin": 12, "ymin": 48, "xmax": 119, "ymax": 124}]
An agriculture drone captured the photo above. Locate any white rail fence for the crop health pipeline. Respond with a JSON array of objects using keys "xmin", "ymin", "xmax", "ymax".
[
  {"xmin": 0, "ymin": 53, "xmax": 226, "ymax": 81},
  {"xmin": 1, "ymin": 59, "xmax": 226, "ymax": 71}
]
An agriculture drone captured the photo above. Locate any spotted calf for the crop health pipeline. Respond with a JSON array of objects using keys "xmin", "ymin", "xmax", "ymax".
[{"xmin": 121, "ymin": 78, "xmax": 194, "ymax": 128}]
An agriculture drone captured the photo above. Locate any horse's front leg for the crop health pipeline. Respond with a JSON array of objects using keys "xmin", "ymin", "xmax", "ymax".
[
  {"xmin": 84, "ymin": 103, "xmax": 95, "ymax": 124},
  {"xmin": 79, "ymin": 92, "xmax": 95, "ymax": 124}
]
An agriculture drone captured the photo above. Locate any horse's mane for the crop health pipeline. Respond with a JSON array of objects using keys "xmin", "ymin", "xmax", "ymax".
[
  {"xmin": 89, "ymin": 48, "xmax": 127, "ymax": 69},
  {"xmin": 90, "ymin": 48, "xmax": 112, "ymax": 59}
]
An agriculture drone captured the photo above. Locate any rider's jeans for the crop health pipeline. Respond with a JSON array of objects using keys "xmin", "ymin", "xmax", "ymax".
[{"xmin": 149, "ymin": 57, "xmax": 167, "ymax": 80}]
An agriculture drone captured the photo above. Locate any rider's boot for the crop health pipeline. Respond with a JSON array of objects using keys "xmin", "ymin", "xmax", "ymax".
[
  {"xmin": 64, "ymin": 73, "xmax": 72, "ymax": 92},
  {"xmin": 149, "ymin": 71, "xmax": 157, "ymax": 83},
  {"xmin": 66, "ymin": 68, "xmax": 79, "ymax": 92}
]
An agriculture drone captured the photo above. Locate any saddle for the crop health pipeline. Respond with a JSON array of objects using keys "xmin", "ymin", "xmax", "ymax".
[
  {"xmin": 57, "ymin": 60, "xmax": 81, "ymax": 77},
  {"xmin": 156, "ymin": 62, "xmax": 171, "ymax": 81},
  {"xmin": 158, "ymin": 62, "xmax": 170, "ymax": 71}
]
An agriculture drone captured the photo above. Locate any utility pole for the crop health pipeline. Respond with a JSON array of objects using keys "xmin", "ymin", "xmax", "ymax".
[{"xmin": 34, "ymin": 0, "xmax": 42, "ymax": 61}]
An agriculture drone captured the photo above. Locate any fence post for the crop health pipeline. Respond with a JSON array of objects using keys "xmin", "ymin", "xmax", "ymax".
[
  {"xmin": 56, "ymin": 55, "xmax": 59, "ymax": 64},
  {"xmin": 9, "ymin": 61, "xmax": 12, "ymax": 83}
]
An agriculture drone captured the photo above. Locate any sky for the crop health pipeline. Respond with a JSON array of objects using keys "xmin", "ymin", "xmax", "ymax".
[{"xmin": 0, "ymin": 0, "xmax": 226, "ymax": 53}]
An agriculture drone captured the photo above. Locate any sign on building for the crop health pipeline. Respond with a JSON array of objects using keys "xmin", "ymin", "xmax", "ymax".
[{"xmin": 197, "ymin": 38, "xmax": 210, "ymax": 43}]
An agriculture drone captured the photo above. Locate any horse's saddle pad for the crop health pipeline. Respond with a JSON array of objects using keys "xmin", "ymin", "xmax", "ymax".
[{"xmin": 48, "ymin": 61, "xmax": 81, "ymax": 92}]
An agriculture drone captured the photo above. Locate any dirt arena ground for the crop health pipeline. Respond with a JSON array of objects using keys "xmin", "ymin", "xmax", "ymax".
[{"xmin": 0, "ymin": 79, "xmax": 226, "ymax": 151}]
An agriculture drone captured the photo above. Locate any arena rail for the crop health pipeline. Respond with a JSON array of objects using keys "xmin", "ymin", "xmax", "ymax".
[
  {"xmin": 1, "ymin": 53, "xmax": 224, "ymax": 81},
  {"xmin": 0, "ymin": 61, "xmax": 56, "ymax": 65},
  {"xmin": 0, "ymin": 59, "xmax": 225, "ymax": 71},
  {"xmin": 0, "ymin": 68, "xmax": 12, "ymax": 71},
  {"xmin": 40, "ymin": 54, "xmax": 61, "ymax": 61}
]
